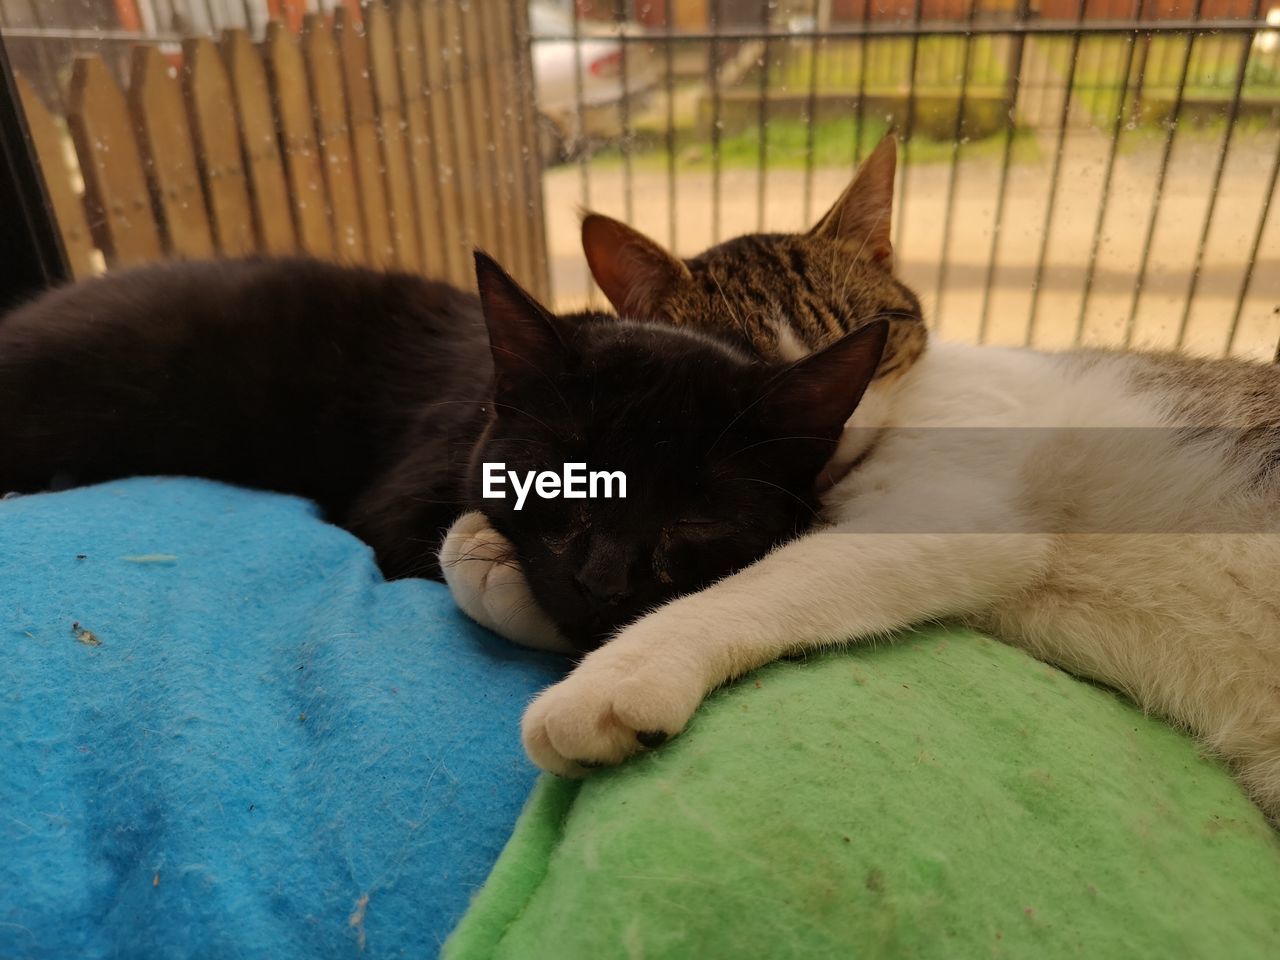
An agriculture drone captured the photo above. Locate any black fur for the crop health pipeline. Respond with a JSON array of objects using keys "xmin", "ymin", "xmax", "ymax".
[
  {"xmin": 0, "ymin": 255, "xmax": 885, "ymax": 650},
  {"xmin": 0, "ymin": 257, "xmax": 487, "ymax": 581}
]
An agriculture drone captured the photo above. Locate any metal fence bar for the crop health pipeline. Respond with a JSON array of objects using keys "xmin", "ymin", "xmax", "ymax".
[
  {"xmin": 437, "ymin": 0, "xmax": 480, "ymax": 265},
  {"xmin": 1, "ymin": 27, "xmax": 188, "ymax": 42},
  {"xmin": 978, "ymin": 0, "xmax": 1031, "ymax": 342},
  {"xmin": 934, "ymin": 0, "xmax": 982, "ymax": 330},
  {"xmin": 1126, "ymin": 19, "xmax": 1153, "ymax": 141},
  {"xmin": 709, "ymin": 0, "xmax": 723, "ymax": 244},
  {"xmin": 509, "ymin": 0, "xmax": 552, "ymax": 302},
  {"xmin": 614, "ymin": 0, "xmax": 634, "ymax": 227},
  {"xmin": 895, "ymin": 0, "xmax": 926, "ymax": 258},
  {"xmin": 1174, "ymin": 0, "xmax": 1264, "ymax": 351},
  {"xmin": 12, "ymin": 17, "xmax": 1269, "ymax": 49},
  {"xmin": 1122, "ymin": 0, "xmax": 1206, "ymax": 347},
  {"xmin": 662, "ymin": 0, "xmax": 676, "ymax": 251},
  {"xmin": 5, "ymin": 2, "xmax": 1276, "ymax": 357},
  {"xmin": 413, "ymin": 0, "xmax": 463, "ymax": 283},
  {"xmin": 569, "ymin": 0, "xmax": 591, "ymax": 298},
  {"xmin": 480, "ymin": 0, "xmax": 526, "ymax": 284},
  {"xmin": 1076, "ymin": 0, "xmax": 1145, "ymax": 344},
  {"xmin": 458, "ymin": 0, "xmax": 499, "ymax": 254},
  {"xmin": 525, "ymin": 21, "xmax": 1270, "ymax": 43},
  {"xmin": 1025, "ymin": 0, "xmax": 1090, "ymax": 347},
  {"xmin": 1206, "ymin": 17, "xmax": 1234, "ymax": 85},
  {"xmin": 853, "ymin": 0, "xmax": 871, "ymax": 167},
  {"xmin": 801, "ymin": 20, "xmax": 820, "ymax": 225},
  {"xmin": 391, "ymin": 2, "xmax": 440, "ymax": 278},
  {"xmin": 754, "ymin": 0, "xmax": 769, "ymax": 232},
  {"xmin": 1226, "ymin": 132, "xmax": 1280, "ymax": 356}
]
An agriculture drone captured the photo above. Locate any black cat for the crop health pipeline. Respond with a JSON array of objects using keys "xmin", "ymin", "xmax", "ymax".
[{"xmin": 0, "ymin": 253, "xmax": 885, "ymax": 648}]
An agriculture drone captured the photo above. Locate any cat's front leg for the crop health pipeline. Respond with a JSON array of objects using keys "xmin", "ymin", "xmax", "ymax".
[
  {"xmin": 523, "ymin": 528, "xmax": 1050, "ymax": 774},
  {"xmin": 439, "ymin": 511, "xmax": 574, "ymax": 654},
  {"xmin": 520, "ymin": 620, "xmax": 707, "ymax": 776}
]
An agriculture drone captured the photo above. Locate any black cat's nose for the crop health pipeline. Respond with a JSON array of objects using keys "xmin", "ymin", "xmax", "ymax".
[
  {"xmin": 573, "ymin": 565, "xmax": 630, "ymax": 606},
  {"xmin": 575, "ymin": 535, "xmax": 633, "ymax": 607}
]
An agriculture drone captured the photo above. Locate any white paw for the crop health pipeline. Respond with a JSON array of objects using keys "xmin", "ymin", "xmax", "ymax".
[
  {"xmin": 521, "ymin": 642, "xmax": 706, "ymax": 776},
  {"xmin": 439, "ymin": 511, "xmax": 573, "ymax": 654}
]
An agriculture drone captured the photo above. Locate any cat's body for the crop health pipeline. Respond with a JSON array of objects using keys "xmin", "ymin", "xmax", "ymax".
[
  {"xmin": 506, "ymin": 310, "xmax": 1280, "ymax": 824},
  {"xmin": 0, "ymin": 257, "xmax": 490, "ymax": 580},
  {"xmin": 0, "ymin": 254, "xmax": 880, "ymax": 650},
  {"xmin": 449, "ymin": 139, "xmax": 1280, "ymax": 822},
  {"xmin": 845, "ymin": 341, "xmax": 1279, "ymax": 804},
  {"xmin": 4, "ymin": 134, "xmax": 1275, "ymax": 819}
]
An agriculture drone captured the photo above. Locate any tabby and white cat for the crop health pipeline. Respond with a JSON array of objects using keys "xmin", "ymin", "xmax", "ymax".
[{"xmin": 443, "ymin": 139, "xmax": 1280, "ymax": 821}]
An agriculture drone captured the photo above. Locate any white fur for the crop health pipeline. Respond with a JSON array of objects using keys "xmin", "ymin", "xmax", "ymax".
[
  {"xmin": 439, "ymin": 511, "xmax": 573, "ymax": 654},
  {"xmin": 449, "ymin": 341, "xmax": 1280, "ymax": 819},
  {"xmin": 771, "ymin": 318, "xmax": 810, "ymax": 363}
]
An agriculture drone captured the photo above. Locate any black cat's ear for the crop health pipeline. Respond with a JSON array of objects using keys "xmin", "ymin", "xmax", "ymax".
[
  {"xmin": 759, "ymin": 319, "xmax": 889, "ymax": 441},
  {"xmin": 581, "ymin": 212, "xmax": 691, "ymax": 318},
  {"xmin": 808, "ymin": 134, "xmax": 896, "ymax": 270},
  {"xmin": 474, "ymin": 251, "xmax": 566, "ymax": 393}
]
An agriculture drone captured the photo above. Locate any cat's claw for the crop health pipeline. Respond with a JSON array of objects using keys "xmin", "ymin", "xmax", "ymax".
[
  {"xmin": 521, "ymin": 639, "xmax": 704, "ymax": 776},
  {"xmin": 440, "ymin": 511, "xmax": 574, "ymax": 654}
]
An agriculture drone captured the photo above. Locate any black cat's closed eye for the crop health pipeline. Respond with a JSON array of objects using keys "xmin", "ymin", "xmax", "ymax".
[
  {"xmin": 672, "ymin": 517, "xmax": 736, "ymax": 539},
  {"xmin": 541, "ymin": 531, "xmax": 580, "ymax": 556}
]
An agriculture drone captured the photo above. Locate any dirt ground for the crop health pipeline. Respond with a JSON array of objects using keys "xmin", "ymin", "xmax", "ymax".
[{"xmin": 541, "ymin": 127, "xmax": 1280, "ymax": 362}]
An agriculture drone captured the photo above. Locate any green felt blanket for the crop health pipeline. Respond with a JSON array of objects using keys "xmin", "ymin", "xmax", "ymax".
[{"xmin": 444, "ymin": 629, "xmax": 1280, "ymax": 959}]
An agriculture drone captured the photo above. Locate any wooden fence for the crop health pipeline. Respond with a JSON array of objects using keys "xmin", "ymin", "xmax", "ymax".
[{"xmin": 12, "ymin": 0, "xmax": 550, "ymax": 302}]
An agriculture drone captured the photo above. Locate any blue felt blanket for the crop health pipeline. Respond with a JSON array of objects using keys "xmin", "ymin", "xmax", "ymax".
[{"xmin": 0, "ymin": 478, "xmax": 565, "ymax": 959}]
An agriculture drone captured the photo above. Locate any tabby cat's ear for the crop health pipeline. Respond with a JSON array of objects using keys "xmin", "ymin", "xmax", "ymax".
[
  {"xmin": 474, "ymin": 251, "xmax": 566, "ymax": 394},
  {"xmin": 808, "ymin": 134, "xmax": 896, "ymax": 270},
  {"xmin": 581, "ymin": 212, "xmax": 691, "ymax": 318},
  {"xmin": 760, "ymin": 319, "xmax": 889, "ymax": 441}
]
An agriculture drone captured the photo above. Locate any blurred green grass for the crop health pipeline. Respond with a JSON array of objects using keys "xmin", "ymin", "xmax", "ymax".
[
  {"xmin": 585, "ymin": 111, "xmax": 1040, "ymax": 171},
  {"xmin": 1045, "ymin": 34, "xmax": 1280, "ymax": 125},
  {"xmin": 559, "ymin": 30, "xmax": 1277, "ymax": 172},
  {"xmin": 768, "ymin": 36, "xmax": 1010, "ymax": 92}
]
